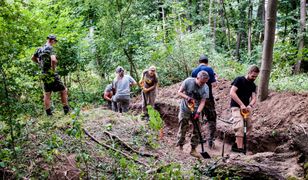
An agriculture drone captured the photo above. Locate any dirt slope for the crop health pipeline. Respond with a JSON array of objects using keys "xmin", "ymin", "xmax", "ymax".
[{"xmin": 130, "ymin": 78, "xmax": 308, "ymax": 179}]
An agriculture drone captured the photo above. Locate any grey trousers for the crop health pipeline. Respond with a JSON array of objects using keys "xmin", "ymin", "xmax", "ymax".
[
  {"xmin": 113, "ymin": 95, "xmax": 130, "ymax": 113},
  {"xmin": 142, "ymin": 90, "xmax": 156, "ymax": 114}
]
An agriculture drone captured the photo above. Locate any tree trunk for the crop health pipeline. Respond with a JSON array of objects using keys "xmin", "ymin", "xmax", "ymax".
[
  {"xmin": 290, "ymin": 0, "xmax": 298, "ymax": 46},
  {"xmin": 209, "ymin": 0, "xmax": 212, "ymax": 26},
  {"xmin": 260, "ymin": 0, "xmax": 265, "ymax": 44},
  {"xmin": 236, "ymin": 32, "xmax": 241, "ymax": 61},
  {"xmin": 282, "ymin": 10, "xmax": 288, "ymax": 43},
  {"xmin": 255, "ymin": 0, "xmax": 264, "ymax": 46},
  {"xmin": 213, "ymin": 2, "xmax": 217, "ymax": 49},
  {"xmin": 220, "ymin": 0, "xmax": 231, "ymax": 50},
  {"xmin": 248, "ymin": 0, "xmax": 253, "ymax": 57},
  {"xmin": 294, "ymin": 0, "xmax": 306, "ymax": 74},
  {"xmin": 187, "ymin": 0, "xmax": 192, "ymax": 31},
  {"xmin": 258, "ymin": 0, "xmax": 278, "ymax": 101},
  {"xmin": 161, "ymin": 3, "xmax": 166, "ymax": 43}
]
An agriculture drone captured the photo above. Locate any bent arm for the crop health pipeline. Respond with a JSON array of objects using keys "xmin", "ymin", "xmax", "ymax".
[
  {"xmin": 104, "ymin": 92, "xmax": 112, "ymax": 101},
  {"xmin": 197, "ymin": 98, "xmax": 206, "ymax": 113},
  {"xmin": 230, "ymin": 85, "xmax": 245, "ymax": 108},
  {"xmin": 31, "ymin": 55, "xmax": 39, "ymax": 64},
  {"xmin": 249, "ymin": 92, "xmax": 257, "ymax": 107},
  {"xmin": 178, "ymin": 86, "xmax": 190, "ymax": 100},
  {"xmin": 51, "ymin": 55, "xmax": 57, "ymax": 71}
]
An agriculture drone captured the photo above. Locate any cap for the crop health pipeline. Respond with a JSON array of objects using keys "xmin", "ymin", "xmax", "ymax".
[
  {"xmin": 199, "ymin": 54, "xmax": 208, "ymax": 61},
  {"xmin": 47, "ymin": 34, "xmax": 58, "ymax": 42},
  {"xmin": 116, "ymin": 66, "xmax": 124, "ymax": 73}
]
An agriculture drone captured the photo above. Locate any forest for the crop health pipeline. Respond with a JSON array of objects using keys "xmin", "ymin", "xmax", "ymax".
[{"xmin": 0, "ymin": 0, "xmax": 307, "ymax": 179}]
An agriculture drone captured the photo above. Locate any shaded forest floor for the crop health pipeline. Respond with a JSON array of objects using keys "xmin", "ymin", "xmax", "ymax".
[{"xmin": 1, "ymin": 79, "xmax": 308, "ymax": 179}]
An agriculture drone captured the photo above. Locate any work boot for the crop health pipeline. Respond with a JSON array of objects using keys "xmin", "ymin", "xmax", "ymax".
[
  {"xmin": 190, "ymin": 148, "xmax": 202, "ymax": 159},
  {"xmin": 208, "ymin": 140, "xmax": 215, "ymax": 149},
  {"xmin": 63, "ymin": 105, "xmax": 70, "ymax": 115},
  {"xmin": 46, "ymin": 108, "xmax": 53, "ymax": 116},
  {"xmin": 231, "ymin": 143, "xmax": 244, "ymax": 153},
  {"xmin": 176, "ymin": 143, "xmax": 184, "ymax": 151}
]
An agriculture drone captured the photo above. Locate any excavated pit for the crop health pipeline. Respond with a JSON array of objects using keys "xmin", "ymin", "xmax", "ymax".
[{"xmin": 130, "ymin": 79, "xmax": 308, "ymax": 179}]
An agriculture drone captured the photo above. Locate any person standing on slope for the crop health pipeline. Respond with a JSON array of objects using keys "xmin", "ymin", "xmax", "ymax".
[
  {"xmin": 191, "ymin": 55, "xmax": 217, "ymax": 148},
  {"xmin": 230, "ymin": 65, "xmax": 259, "ymax": 153},
  {"xmin": 31, "ymin": 35, "xmax": 70, "ymax": 116}
]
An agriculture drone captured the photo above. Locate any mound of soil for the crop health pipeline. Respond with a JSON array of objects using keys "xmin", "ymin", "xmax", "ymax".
[{"xmin": 130, "ymin": 78, "xmax": 308, "ymax": 179}]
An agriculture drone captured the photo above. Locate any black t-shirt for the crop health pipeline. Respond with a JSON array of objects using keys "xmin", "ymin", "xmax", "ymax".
[{"xmin": 230, "ymin": 76, "xmax": 256, "ymax": 108}]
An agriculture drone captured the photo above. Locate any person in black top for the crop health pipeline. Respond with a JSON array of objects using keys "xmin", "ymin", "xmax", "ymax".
[
  {"xmin": 31, "ymin": 35, "xmax": 70, "ymax": 116},
  {"xmin": 191, "ymin": 55, "xmax": 217, "ymax": 148},
  {"xmin": 230, "ymin": 65, "xmax": 259, "ymax": 153}
]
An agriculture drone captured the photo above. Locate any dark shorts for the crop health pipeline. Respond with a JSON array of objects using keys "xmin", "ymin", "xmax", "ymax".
[{"xmin": 42, "ymin": 74, "xmax": 65, "ymax": 92}]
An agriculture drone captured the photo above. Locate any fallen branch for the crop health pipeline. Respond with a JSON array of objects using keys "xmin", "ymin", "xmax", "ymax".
[
  {"xmin": 146, "ymin": 163, "xmax": 172, "ymax": 174},
  {"xmin": 103, "ymin": 131, "xmax": 158, "ymax": 158},
  {"xmin": 83, "ymin": 128, "xmax": 150, "ymax": 167}
]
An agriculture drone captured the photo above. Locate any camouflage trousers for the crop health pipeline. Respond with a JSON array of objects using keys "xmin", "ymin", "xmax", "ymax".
[
  {"xmin": 176, "ymin": 111, "xmax": 200, "ymax": 149},
  {"xmin": 202, "ymin": 99, "xmax": 217, "ymax": 142}
]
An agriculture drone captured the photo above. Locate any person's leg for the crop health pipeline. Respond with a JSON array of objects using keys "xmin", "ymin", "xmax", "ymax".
[
  {"xmin": 231, "ymin": 107, "xmax": 244, "ymax": 149},
  {"xmin": 142, "ymin": 92, "xmax": 147, "ymax": 114},
  {"xmin": 122, "ymin": 98, "xmax": 130, "ymax": 112},
  {"xmin": 52, "ymin": 74, "xmax": 70, "ymax": 114},
  {"xmin": 148, "ymin": 91, "xmax": 156, "ymax": 107},
  {"xmin": 107, "ymin": 100, "xmax": 112, "ymax": 110},
  {"xmin": 44, "ymin": 92, "xmax": 52, "ymax": 115},
  {"xmin": 190, "ymin": 119, "xmax": 202, "ymax": 158},
  {"xmin": 176, "ymin": 111, "xmax": 189, "ymax": 150},
  {"xmin": 206, "ymin": 99, "xmax": 217, "ymax": 148}
]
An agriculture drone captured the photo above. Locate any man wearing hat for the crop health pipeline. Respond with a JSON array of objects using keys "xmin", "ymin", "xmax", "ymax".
[
  {"xmin": 112, "ymin": 66, "xmax": 137, "ymax": 113},
  {"xmin": 31, "ymin": 35, "xmax": 70, "ymax": 116},
  {"xmin": 191, "ymin": 55, "xmax": 217, "ymax": 148}
]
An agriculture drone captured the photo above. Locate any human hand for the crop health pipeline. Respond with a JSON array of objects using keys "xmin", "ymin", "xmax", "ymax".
[
  {"xmin": 193, "ymin": 112, "xmax": 200, "ymax": 120},
  {"xmin": 240, "ymin": 104, "xmax": 247, "ymax": 111},
  {"xmin": 143, "ymin": 88, "xmax": 149, "ymax": 93},
  {"xmin": 186, "ymin": 97, "xmax": 194, "ymax": 104}
]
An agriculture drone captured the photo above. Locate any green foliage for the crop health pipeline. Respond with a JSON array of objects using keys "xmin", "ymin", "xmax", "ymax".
[{"xmin": 148, "ymin": 105, "xmax": 164, "ymax": 131}]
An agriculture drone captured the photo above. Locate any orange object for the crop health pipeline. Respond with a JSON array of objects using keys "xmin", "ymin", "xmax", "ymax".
[
  {"xmin": 240, "ymin": 109, "xmax": 250, "ymax": 119},
  {"xmin": 188, "ymin": 99, "xmax": 195, "ymax": 112},
  {"xmin": 159, "ymin": 128, "xmax": 164, "ymax": 140}
]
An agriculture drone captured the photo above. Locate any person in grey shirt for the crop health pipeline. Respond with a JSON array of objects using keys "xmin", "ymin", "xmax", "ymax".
[
  {"xmin": 176, "ymin": 71, "xmax": 209, "ymax": 159},
  {"xmin": 112, "ymin": 66, "xmax": 137, "ymax": 113}
]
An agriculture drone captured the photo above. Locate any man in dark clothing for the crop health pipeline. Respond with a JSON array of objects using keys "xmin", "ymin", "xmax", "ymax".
[
  {"xmin": 32, "ymin": 35, "xmax": 70, "ymax": 116},
  {"xmin": 191, "ymin": 54, "xmax": 217, "ymax": 148},
  {"xmin": 230, "ymin": 65, "xmax": 259, "ymax": 153}
]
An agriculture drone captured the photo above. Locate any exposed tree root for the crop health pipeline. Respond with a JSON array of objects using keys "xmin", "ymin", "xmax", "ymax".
[
  {"xmin": 83, "ymin": 128, "xmax": 150, "ymax": 168},
  {"xmin": 102, "ymin": 131, "xmax": 158, "ymax": 158}
]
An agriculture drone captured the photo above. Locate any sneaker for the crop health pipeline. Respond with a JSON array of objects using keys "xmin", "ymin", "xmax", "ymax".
[
  {"xmin": 231, "ymin": 143, "xmax": 245, "ymax": 153},
  {"xmin": 190, "ymin": 148, "xmax": 202, "ymax": 159}
]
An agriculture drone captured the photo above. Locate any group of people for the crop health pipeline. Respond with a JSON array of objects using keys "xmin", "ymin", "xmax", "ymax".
[
  {"xmin": 176, "ymin": 55, "xmax": 259, "ymax": 158},
  {"xmin": 33, "ymin": 35, "xmax": 259, "ymax": 159},
  {"xmin": 103, "ymin": 66, "xmax": 158, "ymax": 119}
]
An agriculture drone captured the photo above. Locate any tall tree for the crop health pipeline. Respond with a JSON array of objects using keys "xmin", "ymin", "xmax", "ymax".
[
  {"xmin": 258, "ymin": 0, "xmax": 278, "ymax": 101},
  {"xmin": 248, "ymin": 0, "xmax": 253, "ymax": 57},
  {"xmin": 294, "ymin": 0, "xmax": 306, "ymax": 73}
]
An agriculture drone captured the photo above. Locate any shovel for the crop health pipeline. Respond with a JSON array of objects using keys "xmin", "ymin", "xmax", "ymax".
[
  {"xmin": 240, "ymin": 109, "xmax": 250, "ymax": 155},
  {"xmin": 188, "ymin": 99, "xmax": 211, "ymax": 159},
  {"xmin": 192, "ymin": 119, "xmax": 211, "ymax": 159}
]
